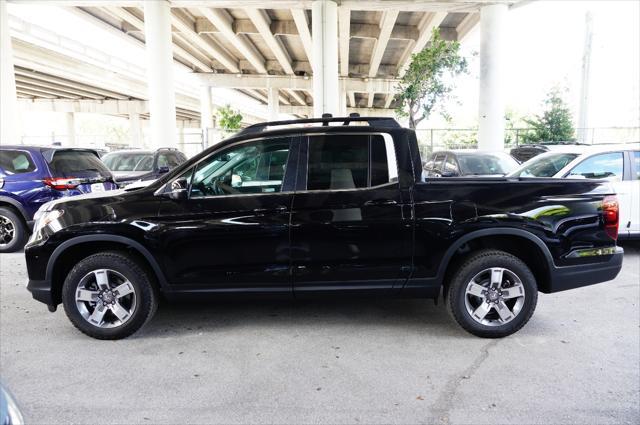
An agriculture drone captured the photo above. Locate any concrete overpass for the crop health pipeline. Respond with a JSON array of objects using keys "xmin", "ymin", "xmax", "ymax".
[{"xmin": 1, "ymin": 0, "xmax": 524, "ymax": 150}]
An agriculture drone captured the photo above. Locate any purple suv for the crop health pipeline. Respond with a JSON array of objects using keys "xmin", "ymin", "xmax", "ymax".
[{"xmin": 0, "ymin": 146, "xmax": 118, "ymax": 252}]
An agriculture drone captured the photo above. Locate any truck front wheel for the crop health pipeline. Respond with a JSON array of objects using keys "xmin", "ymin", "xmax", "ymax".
[{"xmin": 446, "ymin": 250, "xmax": 538, "ymax": 338}]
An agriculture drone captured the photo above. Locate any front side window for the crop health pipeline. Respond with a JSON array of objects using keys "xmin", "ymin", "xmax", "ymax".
[
  {"xmin": 306, "ymin": 134, "xmax": 397, "ymax": 190},
  {"xmin": 567, "ymin": 152, "xmax": 623, "ymax": 180},
  {"xmin": 0, "ymin": 150, "xmax": 36, "ymax": 175},
  {"xmin": 633, "ymin": 151, "xmax": 639, "ymax": 180},
  {"xmin": 190, "ymin": 138, "xmax": 291, "ymax": 197}
]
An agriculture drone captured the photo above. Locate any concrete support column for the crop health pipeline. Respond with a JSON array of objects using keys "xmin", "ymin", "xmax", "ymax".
[
  {"xmin": 268, "ymin": 88, "xmax": 280, "ymax": 121},
  {"xmin": 128, "ymin": 112, "xmax": 142, "ymax": 147},
  {"xmin": 312, "ymin": 0, "xmax": 339, "ymax": 117},
  {"xmin": 143, "ymin": 0, "xmax": 177, "ymax": 148},
  {"xmin": 1, "ymin": 0, "xmax": 19, "ymax": 144},
  {"xmin": 178, "ymin": 120, "xmax": 185, "ymax": 152},
  {"xmin": 65, "ymin": 112, "xmax": 76, "ymax": 147},
  {"xmin": 477, "ymin": 4, "xmax": 507, "ymax": 151},
  {"xmin": 339, "ymin": 81, "xmax": 347, "ymax": 116},
  {"xmin": 199, "ymin": 85, "xmax": 213, "ymax": 145}
]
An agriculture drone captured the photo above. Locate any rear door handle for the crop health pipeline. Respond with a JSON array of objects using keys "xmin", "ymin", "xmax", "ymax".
[{"xmin": 363, "ymin": 199, "xmax": 397, "ymax": 206}]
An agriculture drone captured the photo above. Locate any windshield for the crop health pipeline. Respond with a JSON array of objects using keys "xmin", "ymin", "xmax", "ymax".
[
  {"xmin": 102, "ymin": 152, "xmax": 153, "ymax": 172},
  {"xmin": 457, "ymin": 153, "xmax": 519, "ymax": 175},
  {"xmin": 508, "ymin": 153, "xmax": 579, "ymax": 178},
  {"xmin": 47, "ymin": 150, "xmax": 112, "ymax": 178}
]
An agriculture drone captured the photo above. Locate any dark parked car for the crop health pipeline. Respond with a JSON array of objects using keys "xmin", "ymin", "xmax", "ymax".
[
  {"xmin": 25, "ymin": 116, "xmax": 623, "ymax": 340},
  {"xmin": 0, "ymin": 146, "xmax": 117, "ymax": 252},
  {"xmin": 510, "ymin": 142, "xmax": 587, "ymax": 163},
  {"xmin": 423, "ymin": 150, "xmax": 519, "ymax": 177},
  {"xmin": 102, "ymin": 148, "xmax": 187, "ymax": 187}
]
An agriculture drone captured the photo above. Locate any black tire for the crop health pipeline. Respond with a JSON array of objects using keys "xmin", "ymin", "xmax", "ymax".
[
  {"xmin": 62, "ymin": 251, "xmax": 158, "ymax": 340},
  {"xmin": 446, "ymin": 249, "xmax": 538, "ymax": 338},
  {"xmin": 0, "ymin": 207, "xmax": 27, "ymax": 253}
]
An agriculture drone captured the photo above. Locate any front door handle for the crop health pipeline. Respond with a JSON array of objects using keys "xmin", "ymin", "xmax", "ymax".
[
  {"xmin": 274, "ymin": 205, "xmax": 288, "ymax": 213},
  {"xmin": 363, "ymin": 199, "xmax": 397, "ymax": 206}
]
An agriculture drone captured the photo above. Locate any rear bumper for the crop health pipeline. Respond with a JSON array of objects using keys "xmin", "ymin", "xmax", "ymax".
[{"xmin": 546, "ymin": 246, "xmax": 624, "ymax": 293}]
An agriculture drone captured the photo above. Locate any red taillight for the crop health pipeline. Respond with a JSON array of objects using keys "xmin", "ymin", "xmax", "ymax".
[
  {"xmin": 602, "ymin": 195, "xmax": 619, "ymax": 240},
  {"xmin": 43, "ymin": 177, "xmax": 79, "ymax": 190}
]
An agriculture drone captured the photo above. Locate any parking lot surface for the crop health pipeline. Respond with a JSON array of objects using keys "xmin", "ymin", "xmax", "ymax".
[{"xmin": 1, "ymin": 244, "xmax": 639, "ymax": 425}]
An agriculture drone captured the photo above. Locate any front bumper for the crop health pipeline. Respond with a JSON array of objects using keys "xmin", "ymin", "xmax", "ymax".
[
  {"xmin": 26, "ymin": 279, "xmax": 56, "ymax": 311},
  {"xmin": 546, "ymin": 246, "xmax": 624, "ymax": 292}
]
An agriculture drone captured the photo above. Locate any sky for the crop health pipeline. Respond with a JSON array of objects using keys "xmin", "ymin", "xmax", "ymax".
[
  {"xmin": 8, "ymin": 0, "xmax": 640, "ymax": 135},
  {"xmin": 439, "ymin": 0, "xmax": 640, "ymax": 129}
]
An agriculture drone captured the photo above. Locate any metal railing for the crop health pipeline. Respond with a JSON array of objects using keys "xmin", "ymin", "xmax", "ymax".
[
  {"xmin": 17, "ymin": 126, "xmax": 639, "ymax": 159},
  {"xmin": 415, "ymin": 127, "xmax": 640, "ymax": 158}
]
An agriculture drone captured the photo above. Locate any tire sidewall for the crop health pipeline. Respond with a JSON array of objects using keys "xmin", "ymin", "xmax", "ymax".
[
  {"xmin": 0, "ymin": 208, "xmax": 26, "ymax": 253},
  {"xmin": 449, "ymin": 251, "xmax": 538, "ymax": 337},
  {"xmin": 62, "ymin": 252, "xmax": 155, "ymax": 339}
]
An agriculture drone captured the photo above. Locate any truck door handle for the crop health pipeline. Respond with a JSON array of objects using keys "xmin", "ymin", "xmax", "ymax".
[{"xmin": 363, "ymin": 199, "xmax": 397, "ymax": 206}]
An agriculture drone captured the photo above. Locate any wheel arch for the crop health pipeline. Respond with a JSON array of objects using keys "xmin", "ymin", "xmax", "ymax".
[
  {"xmin": 438, "ymin": 228, "xmax": 554, "ymax": 294},
  {"xmin": 47, "ymin": 235, "xmax": 169, "ymax": 305},
  {"xmin": 0, "ymin": 196, "xmax": 30, "ymax": 224}
]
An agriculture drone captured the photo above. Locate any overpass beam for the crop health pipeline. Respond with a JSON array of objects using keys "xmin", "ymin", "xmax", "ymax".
[
  {"xmin": 312, "ymin": 0, "xmax": 339, "ymax": 117},
  {"xmin": 143, "ymin": 0, "xmax": 177, "ymax": 148},
  {"xmin": 478, "ymin": 4, "xmax": 507, "ymax": 151},
  {"xmin": 1, "ymin": 0, "xmax": 19, "ymax": 143}
]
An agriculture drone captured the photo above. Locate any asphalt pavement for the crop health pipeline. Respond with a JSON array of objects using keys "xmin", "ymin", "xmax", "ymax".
[{"xmin": 1, "ymin": 244, "xmax": 638, "ymax": 424}]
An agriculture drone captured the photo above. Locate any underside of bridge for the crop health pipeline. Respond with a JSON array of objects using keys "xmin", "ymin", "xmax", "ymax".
[{"xmin": 2, "ymin": 0, "xmax": 521, "ymax": 150}]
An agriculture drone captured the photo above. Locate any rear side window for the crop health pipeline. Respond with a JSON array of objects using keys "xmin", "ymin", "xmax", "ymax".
[
  {"xmin": 48, "ymin": 150, "xmax": 111, "ymax": 178},
  {"xmin": 307, "ymin": 134, "xmax": 397, "ymax": 191},
  {"xmin": 0, "ymin": 150, "xmax": 36, "ymax": 174},
  {"xmin": 634, "ymin": 151, "xmax": 639, "ymax": 180},
  {"xmin": 567, "ymin": 152, "xmax": 624, "ymax": 180}
]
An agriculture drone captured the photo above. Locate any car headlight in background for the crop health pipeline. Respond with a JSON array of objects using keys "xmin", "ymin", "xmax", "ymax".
[{"xmin": 28, "ymin": 209, "xmax": 65, "ymax": 244}]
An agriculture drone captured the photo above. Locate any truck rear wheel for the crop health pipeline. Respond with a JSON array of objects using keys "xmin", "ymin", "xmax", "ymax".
[
  {"xmin": 446, "ymin": 250, "xmax": 538, "ymax": 338},
  {"xmin": 61, "ymin": 251, "xmax": 158, "ymax": 340}
]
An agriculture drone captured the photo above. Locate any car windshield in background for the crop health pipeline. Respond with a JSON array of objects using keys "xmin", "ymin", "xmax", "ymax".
[
  {"xmin": 103, "ymin": 152, "xmax": 153, "ymax": 172},
  {"xmin": 457, "ymin": 153, "xmax": 519, "ymax": 175},
  {"xmin": 509, "ymin": 152, "xmax": 579, "ymax": 178},
  {"xmin": 47, "ymin": 150, "xmax": 112, "ymax": 178}
]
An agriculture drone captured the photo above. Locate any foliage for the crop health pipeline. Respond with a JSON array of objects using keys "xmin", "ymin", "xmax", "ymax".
[
  {"xmin": 215, "ymin": 105, "xmax": 243, "ymax": 131},
  {"xmin": 521, "ymin": 87, "xmax": 575, "ymax": 143},
  {"xmin": 395, "ymin": 28, "xmax": 468, "ymax": 129}
]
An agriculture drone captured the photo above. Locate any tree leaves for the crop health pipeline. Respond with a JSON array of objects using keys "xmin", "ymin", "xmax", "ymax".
[
  {"xmin": 395, "ymin": 29, "xmax": 468, "ymax": 129},
  {"xmin": 522, "ymin": 87, "xmax": 576, "ymax": 143},
  {"xmin": 215, "ymin": 105, "xmax": 243, "ymax": 131}
]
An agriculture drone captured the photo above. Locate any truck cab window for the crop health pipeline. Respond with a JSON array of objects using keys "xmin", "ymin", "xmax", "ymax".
[{"xmin": 307, "ymin": 134, "xmax": 396, "ymax": 190}]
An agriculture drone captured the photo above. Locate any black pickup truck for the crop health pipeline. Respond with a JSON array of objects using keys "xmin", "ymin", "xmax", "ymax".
[{"xmin": 25, "ymin": 116, "xmax": 623, "ymax": 340}]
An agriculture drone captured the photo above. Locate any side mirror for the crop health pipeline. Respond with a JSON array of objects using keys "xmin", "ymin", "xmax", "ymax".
[
  {"xmin": 157, "ymin": 165, "xmax": 170, "ymax": 174},
  {"xmin": 231, "ymin": 174, "xmax": 242, "ymax": 188},
  {"xmin": 167, "ymin": 177, "xmax": 188, "ymax": 201}
]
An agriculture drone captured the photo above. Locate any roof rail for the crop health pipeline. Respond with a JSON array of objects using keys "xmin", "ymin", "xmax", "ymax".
[{"xmin": 236, "ymin": 114, "xmax": 401, "ymax": 137}]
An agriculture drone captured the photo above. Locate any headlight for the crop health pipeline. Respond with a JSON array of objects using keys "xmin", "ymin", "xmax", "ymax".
[
  {"xmin": 28, "ymin": 209, "xmax": 64, "ymax": 244},
  {"xmin": 1, "ymin": 386, "xmax": 24, "ymax": 425}
]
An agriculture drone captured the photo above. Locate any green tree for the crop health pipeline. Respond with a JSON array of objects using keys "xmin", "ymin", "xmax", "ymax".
[
  {"xmin": 522, "ymin": 88, "xmax": 575, "ymax": 143},
  {"xmin": 215, "ymin": 105, "xmax": 243, "ymax": 131},
  {"xmin": 395, "ymin": 28, "xmax": 468, "ymax": 129}
]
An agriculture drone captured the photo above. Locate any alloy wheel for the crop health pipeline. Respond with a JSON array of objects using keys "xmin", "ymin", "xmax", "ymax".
[
  {"xmin": 0, "ymin": 215, "xmax": 15, "ymax": 246},
  {"xmin": 463, "ymin": 267, "xmax": 526, "ymax": 327},
  {"xmin": 75, "ymin": 269, "xmax": 137, "ymax": 328}
]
